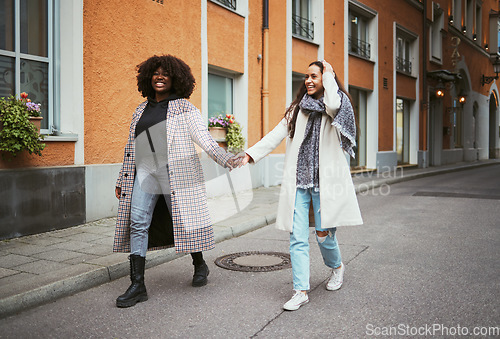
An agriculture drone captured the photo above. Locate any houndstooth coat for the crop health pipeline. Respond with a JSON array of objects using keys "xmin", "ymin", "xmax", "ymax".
[{"xmin": 113, "ymin": 99, "xmax": 233, "ymax": 254}]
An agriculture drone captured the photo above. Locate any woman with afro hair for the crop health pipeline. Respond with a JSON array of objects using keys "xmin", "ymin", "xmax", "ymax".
[{"xmin": 113, "ymin": 55, "xmax": 238, "ymax": 308}]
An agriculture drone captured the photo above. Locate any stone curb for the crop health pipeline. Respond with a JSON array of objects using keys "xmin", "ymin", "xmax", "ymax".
[
  {"xmin": 0, "ymin": 212, "xmax": 277, "ymax": 319},
  {"xmin": 1, "ymin": 160, "xmax": 497, "ymax": 319}
]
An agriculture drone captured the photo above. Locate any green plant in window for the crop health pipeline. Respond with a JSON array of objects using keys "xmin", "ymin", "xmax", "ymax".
[
  {"xmin": 226, "ymin": 121, "xmax": 245, "ymax": 154},
  {"xmin": 0, "ymin": 95, "xmax": 45, "ymax": 159}
]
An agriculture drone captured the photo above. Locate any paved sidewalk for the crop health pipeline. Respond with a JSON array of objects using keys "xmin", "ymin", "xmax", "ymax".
[{"xmin": 0, "ymin": 159, "xmax": 498, "ymax": 318}]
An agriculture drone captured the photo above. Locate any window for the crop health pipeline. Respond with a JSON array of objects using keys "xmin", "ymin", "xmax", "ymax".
[
  {"xmin": 0, "ymin": 0, "xmax": 53, "ymax": 132},
  {"xmin": 465, "ymin": 0, "xmax": 473, "ymax": 36},
  {"xmin": 396, "ymin": 25, "xmax": 417, "ymax": 76},
  {"xmin": 208, "ymin": 73, "xmax": 233, "ymax": 118},
  {"xmin": 396, "ymin": 36, "xmax": 412, "ymax": 74},
  {"xmin": 349, "ymin": 87, "xmax": 367, "ymax": 168},
  {"xmin": 474, "ymin": 4, "xmax": 481, "ymax": 44},
  {"xmin": 292, "ymin": 0, "xmax": 314, "ymax": 40},
  {"xmin": 430, "ymin": 2, "xmax": 444, "ymax": 62},
  {"xmin": 453, "ymin": 0, "xmax": 461, "ymax": 29},
  {"xmin": 452, "ymin": 99, "xmax": 463, "ymax": 147},
  {"xmin": 396, "ymin": 98, "xmax": 410, "ymax": 164},
  {"xmin": 348, "ymin": 12, "xmax": 370, "ymax": 58},
  {"xmin": 292, "ymin": 72, "xmax": 304, "ymax": 98},
  {"xmin": 211, "ymin": 0, "xmax": 236, "ymax": 11}
]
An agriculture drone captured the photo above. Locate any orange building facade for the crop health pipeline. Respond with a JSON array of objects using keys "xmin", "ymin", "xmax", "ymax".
[{"xmin": 1, "ymin": 0, "xmax": 499, "ymax": 238}]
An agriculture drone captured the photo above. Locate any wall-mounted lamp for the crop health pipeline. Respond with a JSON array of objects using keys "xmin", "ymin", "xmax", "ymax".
[
  {"xmin": 473, "ymin": 34, "xmax": 477, "ymax": 41},
  {"xmin": 462, "ymin": 25, "xmax": 467, "ymax": 33},
  {"xmin": 449, "ymin": 15, "xmax": 454, "ymax": 24},
  {"xmin": 458, "ymin": 91, "xmax": 467, "ymax": 104},
  {"xmin": 436, "ymin": 81, "xmax": 445, "ymax": 97},
  {"xmin": 481, "ymin": 58, "xmax": 500, "ymax": 86},
  {"xmin": 485, "ymin": 44, "xmax": 489, "ymax": 51}
]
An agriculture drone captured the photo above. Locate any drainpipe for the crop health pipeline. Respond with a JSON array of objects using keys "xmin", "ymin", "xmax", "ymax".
[
  {"xmin": 423, "ymin": 0, "xmax": 428, "ymax": 167},
  {"xmin": 262, "ymin": 0, "xmax": 270, "ymax": 136}
]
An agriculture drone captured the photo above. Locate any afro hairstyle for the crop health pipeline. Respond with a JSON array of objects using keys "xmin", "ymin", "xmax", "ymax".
[{"xmin": 136, "ymin": 55, "xmax": 196, "ymax": 99}]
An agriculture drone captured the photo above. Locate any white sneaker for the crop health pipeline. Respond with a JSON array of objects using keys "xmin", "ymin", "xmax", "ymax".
[
  {"xmin": 283, "ymin": 290, "xmax": 309, "ymax": 311},
  {"xmin": 326, "ymin": 263, "xmax": 345, "ymax": 290}
]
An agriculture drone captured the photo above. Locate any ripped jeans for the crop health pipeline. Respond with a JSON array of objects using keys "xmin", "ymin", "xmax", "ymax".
[{"xmin": 290, "ymin": 188, "xmax": 342, "ymax": 291}]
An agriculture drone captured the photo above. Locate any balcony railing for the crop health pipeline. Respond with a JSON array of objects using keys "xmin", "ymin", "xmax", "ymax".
[
  {"xmin": 213, "ymin": 0, "xmax": 236, "ymax": 10},
  {"xmin": 396, "ymin": 56, "xmax": 412, "ymax": 74},
  {"xmin": 292, "ymin": 14, "xmax": 314, "ymax": 40},
  {"xmin": 348, "ymin": 36, "xmax": 371, "ymax": 59}
]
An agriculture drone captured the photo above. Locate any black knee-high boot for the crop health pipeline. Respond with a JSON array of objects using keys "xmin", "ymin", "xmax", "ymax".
[
  {"xmin": 116, "ymin": 254, "xmax": 148, "ymax": 307},
  {"xmin": 191, "ymin": 252, "xmax": 209, "ymax": 287}
]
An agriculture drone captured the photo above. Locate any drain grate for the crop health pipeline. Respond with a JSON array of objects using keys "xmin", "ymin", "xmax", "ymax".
[{"xmin": 214, "ymin": 251, "xmax": 291, "ymax": 272}]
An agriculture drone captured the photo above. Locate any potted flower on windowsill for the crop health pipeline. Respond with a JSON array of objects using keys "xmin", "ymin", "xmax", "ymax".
[
  {"xmin": 207, "ymin": 113, "xmax": 245, "ymax": 154},
  {"xmin": 208, "ymin": 113, "xmax": 233, "ymax": 140},
  {"xmin": 0, "ymin": 93, "xmax": 45, "ymax": 159},
  {"xmin": 226, "ymin": 121, "xmax": 245, "ymax": 154},
  {"xmin": 21, "ymin": 92, "xmax": 43, "ymax": 133}
]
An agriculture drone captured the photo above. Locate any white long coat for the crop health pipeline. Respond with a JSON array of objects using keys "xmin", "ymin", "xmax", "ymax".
[{"xmin": 246, "ymin": 72, "xmax": 363, "ymax": 232}]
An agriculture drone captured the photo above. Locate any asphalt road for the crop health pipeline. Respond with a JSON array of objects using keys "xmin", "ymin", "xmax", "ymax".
[{"xmin": 1, "ymin": 164, "xmax": 499, "ymax": 338}]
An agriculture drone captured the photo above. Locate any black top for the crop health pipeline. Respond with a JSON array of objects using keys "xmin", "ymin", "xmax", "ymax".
[{"xmin": 135, "ymin": 95, "xmax": 179, "ymax": 138}]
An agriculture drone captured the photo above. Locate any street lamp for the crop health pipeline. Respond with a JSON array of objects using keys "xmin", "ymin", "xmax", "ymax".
[
  {"xmin": 436, "ymin": 81, "xmax": 445, "ymax": 97},
  {"xmin": 458, "ymin": 90, "xmax": 467, "ymax": 104},
  {"xmin": 481, "ymin": 58, "xmax": 500, "ymax": 86}
]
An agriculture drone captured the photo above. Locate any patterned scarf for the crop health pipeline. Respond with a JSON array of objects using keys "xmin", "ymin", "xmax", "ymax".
[
  {"xmin": 296, "ymin": 91, "xmax": 357, "ymax": 191},
  {"xmin": 296, "ymin": 94, "xmax": 323, "ymax": 191},
  {"xmin": 333, "ymin": 91, "xmax": 357, "ymax": 158}
]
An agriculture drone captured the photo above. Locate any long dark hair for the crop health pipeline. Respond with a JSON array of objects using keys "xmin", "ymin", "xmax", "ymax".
[{"xmin": 285, "ymin": 61, "xmax": 354, "ymax": 138}]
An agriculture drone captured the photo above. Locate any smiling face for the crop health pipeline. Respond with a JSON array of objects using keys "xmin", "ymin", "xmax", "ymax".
[
  {"xmin": 305, "ymin": 64, "xmax": 324, "ymax": 99},
  {"xmin": 151, "ymin": 67, "xmax": 172, "ymax": 101}
]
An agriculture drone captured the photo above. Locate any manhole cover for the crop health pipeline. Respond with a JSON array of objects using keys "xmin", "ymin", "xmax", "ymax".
[{"xmin": 214, "ymin": 251, "xmax": 291, "ymax": 272}]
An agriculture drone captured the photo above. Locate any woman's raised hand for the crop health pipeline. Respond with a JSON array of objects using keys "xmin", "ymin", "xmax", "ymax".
[{"xmin": 322, "ymin": 60, "xmax": 334, "ymax": 75}]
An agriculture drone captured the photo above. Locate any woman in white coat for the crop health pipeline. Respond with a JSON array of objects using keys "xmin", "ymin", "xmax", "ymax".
[{"xmin": 240, "ymin": 60, "xmax": 362, "ymax": 311}]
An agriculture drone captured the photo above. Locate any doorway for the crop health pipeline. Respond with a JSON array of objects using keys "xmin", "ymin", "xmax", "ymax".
[
  {"xmin": 489, "ymin": 92, "xmax": 499, "ymax": 159},
  {"xmin": 396, "ymin": 98, "xmax": 410, "ymax": 164}
]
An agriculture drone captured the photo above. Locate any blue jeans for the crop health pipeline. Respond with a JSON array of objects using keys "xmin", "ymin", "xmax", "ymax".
[
  {"xmin": 130, "ymin": 176, "xmax": 172, "ymax": 257},
  {"xmin": 290, "ymin": 188, "xmax": 342, "ymax": 291}
]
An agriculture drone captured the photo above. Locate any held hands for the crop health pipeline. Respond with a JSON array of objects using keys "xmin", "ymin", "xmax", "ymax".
[
  {"xmin": 226, "ymin": 152, "xmax": 252, "ymax": 170},
  {"xmin": 239, "ymin": 153, "xmax": 251, "ymax": 167},
  {"xmin": 115, "ymin": 186, "xmax": 121, "ymax": 199}
]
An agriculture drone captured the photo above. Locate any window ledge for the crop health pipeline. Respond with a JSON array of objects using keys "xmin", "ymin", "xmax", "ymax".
[
  {"xmin": 43, "ymin": 134, "xmax": 78, "ymax": 142},
  {"xmin": 292, "ymin": 35, "xmax": 318, "ymax": 46},
  {"xmin": 430, "ymin": 58, "xmax": 443, "ymax": 66},
  {"xmin": 396, "ymin": 70, "xmax": 417, "ymax": 79},
  {"xmin": 348, "ymin": 52, "xmax": 374, "ymax": 64}
]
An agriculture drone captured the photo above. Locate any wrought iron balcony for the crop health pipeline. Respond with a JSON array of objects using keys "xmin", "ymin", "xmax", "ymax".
[
  {"xmin": 213, "ymin": 0, "xmax": 236, "ymax": 10},
  {"xmin": 292, "ymin": 14, "xmax": 314, "ymax": 40},
  {"xmin": 348, "ymin": 36, "xmax": 371, "ymax": 59},
  {"xmin": 396, "ymin": 56, "xmax": 412, "ymax": 74}
]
